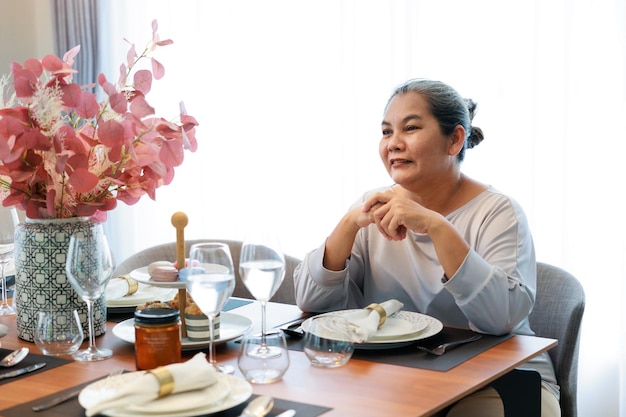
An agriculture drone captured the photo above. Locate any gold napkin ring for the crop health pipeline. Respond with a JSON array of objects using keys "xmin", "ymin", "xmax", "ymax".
[
  {"xmin": 365, "ymin": 303, "xmax": 387, "ymax": 329},
  {"xmin": 148, "ymin": 367, "xmax": 175, "ymax": 398},
  {"xmin": 120, "ymin": 275, "xmax": 139, "ymax": 296}
]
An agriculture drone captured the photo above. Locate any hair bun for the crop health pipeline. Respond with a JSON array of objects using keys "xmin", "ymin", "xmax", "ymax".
[{"xmin": 467, "ymin": 126, "xmax": 484, "ymax": 149}]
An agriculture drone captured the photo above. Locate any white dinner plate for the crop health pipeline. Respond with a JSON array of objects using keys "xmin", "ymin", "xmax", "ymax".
[
  {"xmin": 79, "ymin": 371, "xmax": 252, "ymax": 417},
  {"xmin": 106, "ymin": 284, "xmax": 177, "ymax": 308},
  {"xmin": 112, "ymin": 312, "xmax": 253, "ymax": 350},
  {"xmin": 129, "ymin": 266, "xmax": 187, "ymax": 288},
  {"xmin": 303, "ymin": 310, "xmax": 443, "ymax": 349}
]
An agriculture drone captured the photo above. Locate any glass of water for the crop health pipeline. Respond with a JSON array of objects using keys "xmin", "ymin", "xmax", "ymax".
[
  {"xmin": 35, "ymin": 309, "xmax": 84, "ymax": 356},
  {"xmin": 238, "ymin": 329, "xmax": 289, "ymax": 383},
  {"xmin": 304, "ymin": 316, "xmax": 355, "ymax": 368}
]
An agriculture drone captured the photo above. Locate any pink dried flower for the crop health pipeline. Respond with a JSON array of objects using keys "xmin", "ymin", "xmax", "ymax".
[{"xmin": 0, "ymin": 19, "xmax": 198, "ymax": 219}]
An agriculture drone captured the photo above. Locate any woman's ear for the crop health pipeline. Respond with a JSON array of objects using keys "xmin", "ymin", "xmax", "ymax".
[{"xmin": 448, "ymin": 125, "xmax": 466, "ymax": 156}]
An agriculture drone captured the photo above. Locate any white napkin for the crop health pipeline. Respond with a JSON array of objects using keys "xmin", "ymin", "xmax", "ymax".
[
  {"xmin": 85, "ymin": 353, "xmax": 216, "ymax": 417},
  {"xmin": 343, "ymin": 299, "xmax": 404, "ymax": 342},
  {"xmin": 105, "ymin": 276, "xmax": 138, "ymax": 300},
  {"xmin": 0, "ymin": 323, "xmax": 7, "ymax": 338}
]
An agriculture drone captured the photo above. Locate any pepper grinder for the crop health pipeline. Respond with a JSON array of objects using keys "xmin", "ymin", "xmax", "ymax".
[{"xmin": 171, "ymin": 211, "xmax": 189, "ymax": 338}]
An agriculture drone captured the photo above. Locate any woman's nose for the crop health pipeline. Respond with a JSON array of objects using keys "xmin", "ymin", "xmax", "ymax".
[{"xmin": 387, "ymin": 133, "xmax": 403, "ymax": 151}]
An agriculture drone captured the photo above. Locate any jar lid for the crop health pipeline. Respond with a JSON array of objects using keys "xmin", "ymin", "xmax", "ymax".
[{"xmin": 134, "ymin": 308, "xmax": 180, "ymax": 325}]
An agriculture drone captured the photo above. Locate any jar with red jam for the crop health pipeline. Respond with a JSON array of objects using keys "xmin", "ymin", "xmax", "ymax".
[{"xmin": 134, "ymin": 308, "xmax": 181, "ymax": 370}]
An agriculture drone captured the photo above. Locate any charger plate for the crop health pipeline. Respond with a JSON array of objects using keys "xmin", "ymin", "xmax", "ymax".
[
  {"xmin": 112, "ymin": 312, "xmax": 253, "ymax": 350},
  {"xmin": 79, "ymin": 371, "xmax": 252, "ymax": 417},
  {"xmin": 303, "ymin": 310, "xmax": 443, "ymax": 350}
]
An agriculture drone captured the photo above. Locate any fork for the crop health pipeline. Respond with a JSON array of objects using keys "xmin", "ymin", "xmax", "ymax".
[
  {"xmin": 32, "ymin": 367, "xmax": 124, "ymax": 412},
  {"xmin": 416, "ymin": 335, "xmax": 482, "ymax": 355}
]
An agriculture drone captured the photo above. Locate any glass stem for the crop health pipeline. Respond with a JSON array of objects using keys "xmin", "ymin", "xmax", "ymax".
[
  {"xmin": 208, "ymin": 314, "xmax": 216, "ymax": 367},
  {"xmin": 86, "ymin": 299, "xmax": 96, "ymax": 351},
  {"xmin": 261, "ymin": 300, "xmax": 268, "ymax": 346},
  {"xmin": 0, "ymin": 263, "xmax": 8, "ymax": 308}
]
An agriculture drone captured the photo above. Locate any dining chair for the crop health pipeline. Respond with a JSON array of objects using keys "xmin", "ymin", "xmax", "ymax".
[
  {"xmin": 111, "ymin": 239, "xmax": 301, "ymax": 304},
  {"xmin": 528, "ymin": 262, "xmax": 585, "ymax": 417},
  {"xmin": 493, "ymin": 262, "xmax": 585, "ymax": 417}
]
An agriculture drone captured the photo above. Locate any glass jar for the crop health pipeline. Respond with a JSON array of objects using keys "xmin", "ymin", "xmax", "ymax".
[{"xmin": 134, "ymin": 308, "xmax": 181, "ymax": 370}]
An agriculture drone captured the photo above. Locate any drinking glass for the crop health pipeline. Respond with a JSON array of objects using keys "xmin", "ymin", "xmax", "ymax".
[
  {"xmin": 238, "ymin": 329, "xmax": 289, "ymax": 384},
  {"xmin": 239, "ymin": 233, "xmax": 285, "ymax": 358},
  {"xmin": 0, "ymin": 207, "xmax": 18, "ymax": 316},
  {"xmin": 65, "ymin": 224, "xmax": 114, "ymax": 361},
  {"xmin": 303, "ymin": 316, "xmax": 355, "ymax": 368},
  {"xmin": 185, "ymin": 242, "xmax": 235, "ymax": 373},
  {"xmin": 35, "ymin": 309, "xmax": 84, "ymax": 356}
]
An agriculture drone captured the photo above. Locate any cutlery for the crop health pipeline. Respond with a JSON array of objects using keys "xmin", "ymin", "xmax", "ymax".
[
  {"xmin": 416, "ymin": 334, "xmax": 482, "ymax": 355},
  {"xmin": 32, "ymin": 367, "xmax": 124, "ymax": 412},
  {"xmin": 0, "ymin": 347, "xmax": 29, "ymax": 367},
  {"xmin": 0, "ymin": 362, "xmax": 45, "ymax": 380},
  {"xmin": 239, "ymin": 395, "xmax": 274, "ymax": 417},
  {"xmin": 276, "ymin": 410, "xmax": 296, "ymax": 417},
  {"xmin": 31, "ymin": 388, "xmax": 83, "ymax": 412},
  {"xmin": 279, "ymin": 317, "xmax": 308, "ymax": 337}
]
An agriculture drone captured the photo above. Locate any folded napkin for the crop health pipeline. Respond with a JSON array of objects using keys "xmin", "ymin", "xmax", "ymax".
[
  {"xmin": 343, "ymin": 299, "xmax": 404, "ymax": 342},
  {"xmin": 84, "ymin": 353, "xmax": 216, "ymax": 417},
  {"xmin": 105, "ymin": 276, "xmax": 139, "ymax": 300}
]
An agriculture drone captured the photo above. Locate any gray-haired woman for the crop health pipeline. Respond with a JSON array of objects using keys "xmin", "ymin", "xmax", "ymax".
[{"xmin": 294, "ymin": 79, "xmax": 560, "ymax": 417}]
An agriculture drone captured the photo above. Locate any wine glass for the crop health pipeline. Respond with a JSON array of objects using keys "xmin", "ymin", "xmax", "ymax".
[
  {"xmin": 185, "ymin": 242, "xmax": 235, "ymax": 372},
  {"xmin": 0, "ymin": 207, "xmax": 19, "ymax": 316},
  {"xmin": 239, "ymin": 233, "xmax": 285, "ymax": 358},
  {"xmin": 65, "ymin": 224, "xmax": 114, "ymax": 361}
]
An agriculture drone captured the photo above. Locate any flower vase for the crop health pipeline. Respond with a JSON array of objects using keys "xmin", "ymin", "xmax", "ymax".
[{"xmin": 14, "ymin": 217, "xmax": 107, "ymax": 342}]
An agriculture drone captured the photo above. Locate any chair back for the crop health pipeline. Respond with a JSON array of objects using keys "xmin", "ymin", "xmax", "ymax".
[
  {"xmin": 529, "ymin": 262, "xmax": 585, "ymax": 417},
  {"xmin": 112, "ymin": 239, "xmax": 300, "ymax": 304}
]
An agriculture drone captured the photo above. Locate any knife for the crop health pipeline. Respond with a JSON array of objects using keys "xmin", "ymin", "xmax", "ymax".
[{"xmin": 0, "ymin": 362, "xmax": 46, "ymax": 380}]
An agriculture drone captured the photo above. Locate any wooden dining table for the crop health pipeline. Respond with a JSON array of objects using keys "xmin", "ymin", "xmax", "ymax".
[{"xmin": 0, "ymin": 299, "xmax": 556, "ymax": 417}]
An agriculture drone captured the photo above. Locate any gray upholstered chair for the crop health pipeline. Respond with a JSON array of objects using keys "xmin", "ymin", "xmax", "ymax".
[
  {"xmin": 112, "ymin": 239, "xmax": 301, "ymax": 304},
  {"xmin": 529, "ymin": 262, "xmax": 585, "ymax": 417}
]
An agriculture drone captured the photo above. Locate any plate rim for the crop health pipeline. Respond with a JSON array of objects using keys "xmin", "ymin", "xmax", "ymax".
[
  {"xmin": 112, "ymin": 312, "xmax": 253, "ymax": 349},
  {"xmin": 80, "ymin": 372, "xmax": 252, "ymax": 417},
  {"xmin": 129, "ymin": 266, "xmax": 187, "ymax": 289},
  {"xmin": 106, "ymin": 285, "xmax": 177, "ymax": 308},
  {"xmin": 302, "ymin": 310, "xmax": 443, "ymax": 348}
]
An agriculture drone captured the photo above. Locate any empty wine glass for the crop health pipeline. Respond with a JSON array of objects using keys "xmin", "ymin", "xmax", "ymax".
[
  {"xmin": 0, "ymin": 207, "xmax": 18, "ymax": 316},
  {"xmin": 185, "ymin": 242, "xmax": 235, "ymax": 372},
  {"xmin": 239, "ymin": 233, "xmax": 285, "ymax": 358},
  {"xmin": 65, "ymin": 224, "xmax": 114, "ymax": 361}
]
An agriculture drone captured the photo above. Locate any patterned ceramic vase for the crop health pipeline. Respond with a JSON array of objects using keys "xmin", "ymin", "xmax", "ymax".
[{"xmin": 14, "ymin": 217, "xmax": 107, "ymax": 342}]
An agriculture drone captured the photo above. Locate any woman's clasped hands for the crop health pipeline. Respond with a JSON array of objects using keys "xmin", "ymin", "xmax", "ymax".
[{"xmin": 360, "ymin": 188, "xmax": 441, "ymax": 241}]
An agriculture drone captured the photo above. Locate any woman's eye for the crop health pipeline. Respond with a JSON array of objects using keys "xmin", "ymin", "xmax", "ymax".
[
  {"xmin": 406, "ymin": 125, "xmax": 419, "ymax": 131},
  {"xmin": 382, "ymin": 129, "xmax": 392, "ymax": 136}
]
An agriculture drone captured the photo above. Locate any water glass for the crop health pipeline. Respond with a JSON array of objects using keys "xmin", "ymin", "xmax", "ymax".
[
  {"xmin": 238, "ymin": 330, "xmax": 289, "ymax": 384},
  {"xmin": 35, "ymin": 310, "xmax": 84, "ymax": 356},
  {"xmin": 304, "ymin": 316, "xmax": 355, "ymax": 368}
]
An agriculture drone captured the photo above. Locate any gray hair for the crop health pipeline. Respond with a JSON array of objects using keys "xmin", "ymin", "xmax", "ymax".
[{"xmin": 385, "ymin": 79, "xmax": 484, "ymax": 161}]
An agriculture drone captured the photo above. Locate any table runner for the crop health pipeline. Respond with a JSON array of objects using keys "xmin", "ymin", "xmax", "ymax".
[
  {"xmin": 0, "ymin": 381, "xmax": 331, "ymax": 417},
  {"xmin": 287, "ymin": 326, "xmax": 513, "ymax": 372},
  {"xmin": 0, "ymin": 348, "xmax": 72, "ymax": 386}
]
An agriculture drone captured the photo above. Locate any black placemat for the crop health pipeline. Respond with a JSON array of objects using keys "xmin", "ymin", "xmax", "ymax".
[
  {"xmin": 0, "ymin": 382, "xmax": 331, "ymax": 417},
  {"xmin": 107, "ymin": 298, "xmax": 254, "ymax": 322},
  {"xmin": 0, "ymin": 348, "xmax": 72, "ymax": 386},
  {"xmin": 287, "ymin": 326, "xmax": 513, "ymax": 372}
]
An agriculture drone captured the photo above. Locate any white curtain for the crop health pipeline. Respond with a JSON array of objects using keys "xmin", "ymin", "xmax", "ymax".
[{"xmin": 96, "ymin": 1, "xmax": 626, "ymax": 415}]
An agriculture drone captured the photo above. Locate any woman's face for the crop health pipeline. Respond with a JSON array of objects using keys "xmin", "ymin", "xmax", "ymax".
[{"xmin": 379, "ymin": 91, "xmax": 462, "ymax": 189}]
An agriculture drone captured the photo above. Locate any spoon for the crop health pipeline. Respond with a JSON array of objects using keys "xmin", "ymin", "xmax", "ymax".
[
  {"xmin": 0, "ymin": 347, "xmax": 29, "ymax": 367},
  {"xmin": 239, "ymin": 395, "xmax": 274, "ymax": 417}
]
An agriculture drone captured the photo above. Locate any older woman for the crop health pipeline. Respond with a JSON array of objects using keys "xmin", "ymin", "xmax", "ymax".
[{"xmin": 294, "ymin": 79, "xmax": 560, "ymax": 417}]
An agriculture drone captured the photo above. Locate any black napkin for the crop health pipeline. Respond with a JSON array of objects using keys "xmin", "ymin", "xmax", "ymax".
[
  {"xmin": 0, "ymin": 384, "xmax": 331, "ymax": 417},
  {"xmin": 0, "ymin": 348, "xmax": 72, "ymax": 386},
  {"xmin": 287, "ymin": 326, "xmax": 513, "ymax": 372}
]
